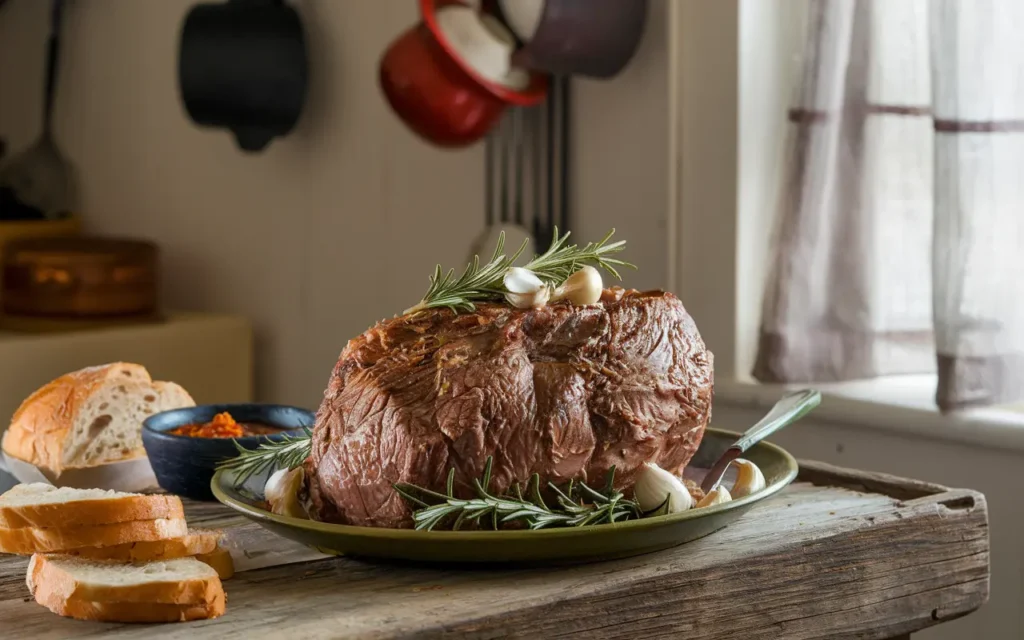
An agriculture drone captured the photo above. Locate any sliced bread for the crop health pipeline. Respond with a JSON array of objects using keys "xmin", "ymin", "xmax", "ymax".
[
  {"xmin": 33, "ymin": 588, "xmax": 226, "ymax": 623},
  {"xmin": 62, "ymin": 528, "xmax": 222, "ymax": 562},
  {"xmin": 0, "ymin": 483, "xmax": 184, "ymax": 529},
  {"xmin": 196, "ymin": 546, "xmax": 235, "ymax": 580},
  {"xmin": 2, "ymin": 363, "xmax": 195, "ymax": 475},
  {"xmin": 0, "ymin": 518, "xmax": 188, "ymax": 555},
  {"xmin": 28, "ymin": 554, "xmax": 223, "ymax": 606}
]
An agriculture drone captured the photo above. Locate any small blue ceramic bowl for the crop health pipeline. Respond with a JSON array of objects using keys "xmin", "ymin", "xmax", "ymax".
[{"xmin": 142, "ymin": 403, "xmax": 314, "ymax": 501}]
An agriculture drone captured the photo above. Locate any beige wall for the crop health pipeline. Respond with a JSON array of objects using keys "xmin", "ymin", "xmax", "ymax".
[{"xmin": 0, "ymin": 0, "xmax": 672, "ymax": 408}]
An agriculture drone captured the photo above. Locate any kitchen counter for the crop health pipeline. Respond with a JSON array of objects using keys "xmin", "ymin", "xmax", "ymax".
[{"xmin": 0, "ymin": 461, "xmax": 989, "ymax": 639}]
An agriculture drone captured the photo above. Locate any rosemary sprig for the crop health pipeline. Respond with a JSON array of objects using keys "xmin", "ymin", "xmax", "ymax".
[
  {"xmin": 393, "ymin": 457, "xmax": 641, "ymax": 531},
  {"xmin": 524, "ymin": 227, "xmax": 632, "ymax": 284},
  {"xmin": 216, "ymin": 428, "xmax": 313, "ymax": 487},
  {"xmin": 404, "ymin": 228, "xmax": 634, "ymax": 315}
]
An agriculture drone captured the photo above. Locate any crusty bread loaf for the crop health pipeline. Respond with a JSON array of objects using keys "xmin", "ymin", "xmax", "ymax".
[
  {"xmin": 0, "ymin": 483, "xmax": 184, "ymax": 529},
  {"xmin": 0, "ymin": 518, "xmax": 188, "ymax": 555},
  {"xmin": 62, "ymin": 529, "xmax": 222, "ymax": 563},
  {"xmin": 28, "ymin": 554, "xmax": 226, "ymax": 622},
  {"xmin": 196, "ymin": 546, "xmax": 235, "ymax": 580},
  {"xmin": 1, "ymin": 363, "xmax": 195, "ymax": 476},
  {"xmin": 28, "ymin": 554, "xmax": 223, "ymax": 605}
]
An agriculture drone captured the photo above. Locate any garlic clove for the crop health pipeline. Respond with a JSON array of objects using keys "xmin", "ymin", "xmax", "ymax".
[
  {"xmin": 505, "ymin": 285, "xmax": 551, "ymax": 309},
  {"xmin": 504, "ymin": 267, "xmax": 544, "ymax": 294},
  {"xmin": 504, "ymin": 267, "xmax": 552, "ymax": 309},
  {"xmin": 729, "ymin": 459, "xmax": 766, "ymax": 498},
  {"xmin": 633, "ymin": 462, "xmax": 694, "ymax": 514},
  {"xmin": 695, "ymin": 485, "xmax": 732, "ymax": 508},
  {"xmin": 265, "ymin": 467, "xmax": 308, "ymax": 519},
  {"xmin": 551, "ymin": 265, "xmax": 603, "ymax": 306}
]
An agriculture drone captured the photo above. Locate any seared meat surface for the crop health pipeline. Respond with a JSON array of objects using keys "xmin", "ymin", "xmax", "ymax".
[{"xmin": 305, "ymin": 288, "xmax": 713, "ymax": 528}]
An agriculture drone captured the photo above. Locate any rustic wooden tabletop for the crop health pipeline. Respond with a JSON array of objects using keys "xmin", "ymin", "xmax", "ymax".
[{"xmin": 0, "ymin": 461, "xmax": 989, "ymax": 640}]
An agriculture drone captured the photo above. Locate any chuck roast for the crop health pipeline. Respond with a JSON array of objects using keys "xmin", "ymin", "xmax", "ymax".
[{"xmin": 305, "ymin": 288, "xmax": 714, "ymax": 528}]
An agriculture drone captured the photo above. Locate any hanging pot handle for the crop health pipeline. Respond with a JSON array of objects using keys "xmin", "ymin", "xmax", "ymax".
[{"xmin": 43, "ymin": 0, "xmax": 67, "ymax": 132}]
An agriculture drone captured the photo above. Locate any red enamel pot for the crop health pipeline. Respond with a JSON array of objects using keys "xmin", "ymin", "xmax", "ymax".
[{"xmin": 379, "ymin": 0, "xmax": 547, "ymax": 148}]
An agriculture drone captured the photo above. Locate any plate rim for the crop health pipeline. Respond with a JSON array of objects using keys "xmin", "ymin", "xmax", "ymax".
[{"xmin": 210, "ymin": 428, "xmax": 799, "ymax": 540}]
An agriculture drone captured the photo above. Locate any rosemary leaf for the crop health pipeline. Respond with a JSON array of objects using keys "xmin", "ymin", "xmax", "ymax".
[
  {"xmin": 396, "ymin": 456, "xmax": 643, "ymax": 531},
  {"xmin": 405, "ymin": 228, "xmax": 634, "ymax": 315},
  {"xmin": 216, "ymin": 428, "xmax": 312, "ymax": 488}
]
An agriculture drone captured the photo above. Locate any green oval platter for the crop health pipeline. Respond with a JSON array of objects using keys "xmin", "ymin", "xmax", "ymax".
[{"xmin": 210, "ymin": 428, "xmax": 798, "ymax": 564}]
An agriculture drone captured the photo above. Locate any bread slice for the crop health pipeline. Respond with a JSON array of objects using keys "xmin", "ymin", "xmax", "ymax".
[
  {"xmin": 33, "ymin": 587, "xmax": 225, "ymax": 623},
  {"xmin": 196, "ymin": 546, "xmax": 235, "ymax": 580},
  {"xmin": 28, "ymin": 554, "xmax": 223, "ymax": 605},
  {"xmin": 61, "ymin": 528, "xmax": 221, "ymax": 562},
  {"xmin": 0, "ymin": 483, "xmax": 184, "ymax": 529},
  {"xmin": 0, "ymin": 518, "xmax": 187, "ymax": 555},
  {"xmin": 1, "ymin": 363, "xmax": 195, "ymax": 476}
]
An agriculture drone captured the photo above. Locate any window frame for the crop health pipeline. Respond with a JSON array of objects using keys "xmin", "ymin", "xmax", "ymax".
[{"xmin": 668, "ymin": 0, "xmax": 1024, "ymax": 432}]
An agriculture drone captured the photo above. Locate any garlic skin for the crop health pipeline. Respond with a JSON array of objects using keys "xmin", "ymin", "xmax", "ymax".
[
  {"xmin": 265, "ymin": 467, "xmax": 308, "ymax": 519},
  {"xmin": 633, "ymin": 462, "xmax": 694, "ymax": 513},
  {"xmin": 696, "ymin": 485, "xmax": 732, "ymax": 508},
  {"xmin": 505, "ymin": 285, "xmax": 551, "ymax": 309},
  {"xmin": 729, "ymin": 459, "xmax": 766, "ymax": 498},
  {"xmin": 552, "ymin": 266, "xmax": 603, "ymax": 306},
  {"xmin": 504, "ymin": 267, "xmax": 551, "ymax": 308}
]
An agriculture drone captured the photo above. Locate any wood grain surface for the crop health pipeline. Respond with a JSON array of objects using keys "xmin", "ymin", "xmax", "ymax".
[{"xmin": 0, "ymin": 461, "xmax": 989, "ymax": 639}]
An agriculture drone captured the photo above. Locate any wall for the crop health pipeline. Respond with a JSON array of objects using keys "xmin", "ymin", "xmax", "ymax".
[{"xmin": 0, "ymin": 0, "xmax": 672, "ymax": 407}]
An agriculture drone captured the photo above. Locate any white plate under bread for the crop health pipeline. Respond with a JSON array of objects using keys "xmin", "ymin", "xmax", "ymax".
[{"xmin": 2, "ymin": 453, "xmax": 160, "ymax": 493}]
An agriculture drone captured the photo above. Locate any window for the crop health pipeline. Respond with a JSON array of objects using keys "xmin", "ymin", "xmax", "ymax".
[{"xmin": 669, "ymin": 0, "xmax": 1024, "ymax": 415}]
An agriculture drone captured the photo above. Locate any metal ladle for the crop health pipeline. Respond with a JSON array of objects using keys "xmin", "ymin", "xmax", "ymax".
[
  {"xmin": 700, "ymin": 389, "xmax": 822, "ymax": 494},
  {"xmin": 0, "ymin": 0, "xmax": 73, "ymax": 219}
]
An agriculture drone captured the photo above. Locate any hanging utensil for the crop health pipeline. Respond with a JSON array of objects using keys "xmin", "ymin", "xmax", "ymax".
[
  {"xmin": 545, "ymin": 84, "xmax": 556, "ymax": 239},
  {"xmin": 501, "ymin": 107, "xmax": 533, "ymax": 258},
  {"xmin": 468, "ymin": 110, "xmax": 535, "ymax": 263},
  {"xmin": 468, "ymin": 121, "xmax": 504, "ymax": 261},
  {"xmin": 0, "ymin": 0, "xmax": 73, "ymax": 220},
  {"xmin": 530, "ymin": 105, "xmax": 544, "ymax": 241},
  {"xmin": 557, "ymin": 76, "xmax": 571, "ymax": 234}
]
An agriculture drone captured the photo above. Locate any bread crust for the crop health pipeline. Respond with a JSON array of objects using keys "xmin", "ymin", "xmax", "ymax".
[
  {"xmin": 0, "ymin": 517, "xmax": 188, "ymax": 555},
  {"xmin": 34, "ymin": 584, "xmax": 226, "ymax": 622},
  {"xmin": 1, "ymin": 363, "xmax": 194, "ymax": 475},
  {"xmin": 0, "ymin": 489, "xmax": 184, "ymax": 529},
  {"xmin": 195, "ymin": 546, "xmax": 235, "ymax": 580},
  {"xmin": 61, "ymin": 529, "xmax": 222, "ymax": 562},
  {"xmin": 29, "ymin": 554, "xmax": 223, "ymax": 606},
  {"xmin": 2, "ymin": 363, "xmax": 146, "ymax": 475}
]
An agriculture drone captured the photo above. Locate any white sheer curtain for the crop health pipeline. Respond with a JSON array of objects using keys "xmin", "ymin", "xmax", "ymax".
[{"xmin": 754, "ymin": 0, "xmax": 1024, "ymax": 411}]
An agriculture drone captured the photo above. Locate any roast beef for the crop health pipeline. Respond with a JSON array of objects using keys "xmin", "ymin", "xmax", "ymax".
[{"xmin": 304, "ymin": 288, "xmax": 714, "ymax": 528}]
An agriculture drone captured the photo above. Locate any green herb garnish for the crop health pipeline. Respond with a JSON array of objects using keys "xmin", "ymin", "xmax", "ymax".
[
  {"xmin": 216, "ymin": 428, "xmax": 313, "ymax": 487},
  {"xmin": 393, "ymin": 457, "xmax": 640, "ymax": 531},
  {"xmin": 404, "ymin": 228, "xmax": 633, "ymax": 315}
]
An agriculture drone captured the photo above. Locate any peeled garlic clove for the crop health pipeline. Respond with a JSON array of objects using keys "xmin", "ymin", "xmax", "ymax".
[
  {"xmin": 504, "ymin": 267, "xmax": 544, "ymax": 294},
  {"xmin": 504, "ymin": 267, "xmax": 551, "ymax": 309},
  {"xmin": 265, "ymin": 467, "xmax": 308, "ymax": 519},
  {"xmin": 505, "ymin": 285, "xmax": 551, "ymax": 309},
  {"xmin": 730, "ymin": 458, "xmax": 766, "ymax": 498},
  {"xmin": 552, "ymin": 265, "xmax": 603, "ymax": 306},
  {"xmin": 633, "ymin": 462, "xmax": 694, "ymax": 513},
  {"xmin": 696, "ymin": 485, "xmax": 732, "ymax": 508}
]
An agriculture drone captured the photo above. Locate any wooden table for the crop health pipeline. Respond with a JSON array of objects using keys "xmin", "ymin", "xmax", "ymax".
[{"xmin": 0, "ymin": 461, "xmax": 989, "ymax": 639}]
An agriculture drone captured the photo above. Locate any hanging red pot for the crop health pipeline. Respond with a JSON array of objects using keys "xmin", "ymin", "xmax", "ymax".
[{"xmin": 379, "ymin": 0, "xmax": 547, "ymax": 148}]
